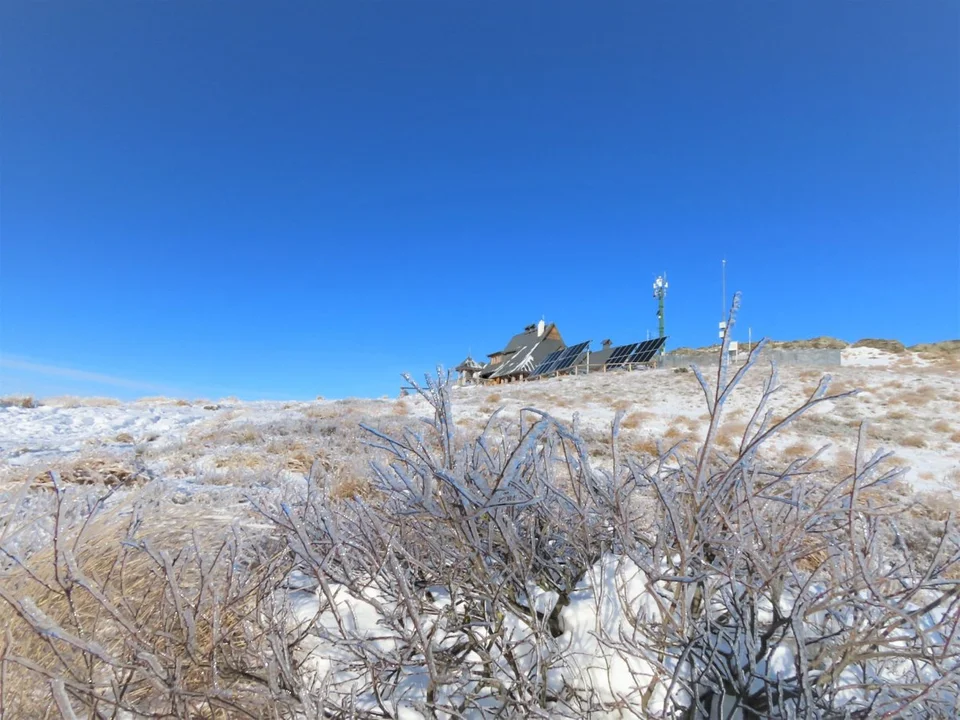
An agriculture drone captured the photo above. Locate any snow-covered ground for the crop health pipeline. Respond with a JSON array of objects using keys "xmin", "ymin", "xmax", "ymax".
[
  {"xmin": 1, "ymin": 345, "xmax": 957, "ymax": 717},
  {"xmin": 2, "ymin": 346, "xmax": 958, "ymax": 493}
]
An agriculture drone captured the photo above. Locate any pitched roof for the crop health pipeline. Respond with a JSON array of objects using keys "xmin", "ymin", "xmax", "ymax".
[
  {"xmin": 574, "ymin": 344, "xmax": 614, "ymax": 370},
  {"xmin": 455, "ymin": 356, "xmax": 484, "ymax": 372},
  {"xmin": 481, "ymin": 324, "xmax": 565, "ymax": 379}
]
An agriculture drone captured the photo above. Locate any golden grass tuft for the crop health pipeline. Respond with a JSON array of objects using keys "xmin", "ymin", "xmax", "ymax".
[
  {"xmin": 891, "ymin": 387, "xmax": 938, "ymax": 406},
  {"xmin": 0, "ymin": 394, "xmax": 37, "ymax": 408},
  {"xmin": 486, "ymin": 392, "xmax": 502, "ymax": 403},
  {"xmin": 794, "ymin": 534, "xmax": 830, "ymax": 573},
  {"xmin": 43, "ymin": 395, "xmax": 122, "ymax": 408},
  {"xmin": 950, "ymin": 430, "xmax": 960, "ymax": 444},
  {"xmin": 26, "ymin": 457, "xmax": 146, "ymax": 488},
  {"xmin": 393, "ymin": 400, "xmax": 410, "ymax": 416},
  {"xmin": 328, "ymin": 473, "xmax": 373, "ymax": 501},
  {"xmin": 626, "ymin": 435, "xmax": 660, "ymax": 456},
  {"xmin": 783, "ymin": 440, "xmax": 816, "ymax": 460},
  {"xmin": 213, "ymin": 452, "xmax": 265, "ymax": 470},
  {"xmin": 620, "ymin": 410, "xmax": 653, "ymax": 430},
  {"xmin": 0, "ymin": 503, "xmax": 273, "ymax": 717},
  {"xmin": 714, "ymin": 421, "xmax": 748, "ymax": 451},
  {"xmin": 902, "ymin": 434, "xmax": 927, "ymax": 448},
  {"xmin": 931, "ymin": 419, "xmax": 953, "ymax": 434},
  {"xmin": 833, "ymin": 448, "xmax": 857, "ymax": 477},
  {"xmin": 303, "ymin": 404, "xmax": 338, "ymax": 419}
]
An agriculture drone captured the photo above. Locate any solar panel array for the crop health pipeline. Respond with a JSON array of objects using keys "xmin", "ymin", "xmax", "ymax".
[
  {"xmin": 603, "ymin": 337, "xmax": 668, "ymax": 369},
  {"xmin": 528, "ymin": 349, "xmax": 563, "ymax": 378},
  {"xmin": 524, "ymin": 337, "xmax": 668, "ymax": 380},
  {"xmin": 605, "ymin": 343, "xmax": 639, "ymax": 369},
  {"xmin": 629, "ymin": 336, "xmax": 667, "ymax": 364},
  {"xmin": 552, "ymin": 341, "xmax": 590, "ymax": 373}
]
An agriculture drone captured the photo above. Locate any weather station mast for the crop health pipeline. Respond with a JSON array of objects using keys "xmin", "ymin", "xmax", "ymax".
[{"xmin": 653, "ymin": 274, "xmax": 668, "ymax": 354}]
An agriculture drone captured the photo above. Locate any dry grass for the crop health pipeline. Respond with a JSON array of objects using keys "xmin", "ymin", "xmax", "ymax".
[
  {"xmin": 612, "ymin": 399, "xmax": 632, "ymax": 413},
  {"xmin": 0, "ymin": 394, "xmax": 37, "ymax": 408},
  {"xmin": 0, "ymin": 499, "xmax": 275, "ymax": 717},
  {"xmin": 885, "ymin": 409, "xmax": 910, "ymax": 421},
  {"xmin": 832, "ymin": 448, "xmax": 857, "ymax": 478},
  {"xmin": 932, "ymin": 419, "xmax": 953, "ymax": 434},
  {"xmin": 891, "ymin": 386, "xmax": 938, "ymax": 406},
  {"xmin": 825, "ymin": 379, "xmax": 856, "ymax": 395},
  {"xmin": 625, "ymin": 435, "xmax": 659, "ymax": 456},
  {"xmin": 283, "ymin": 447, "xmax": 317, "ymax": 474},
  {"xmin": 852, "ymin": 338, "xmax": 906, "ymax": 353},
  {"xmin": 951, "ymin": 430, "xmax": 960, "ymax": 444},
  {"xmin": 114, "ymin": 432, "xmax": 135, "ymax": 444},
  {"xmin": 195, "ymin": 423, "xmax": 261, "ymax": 446},
  {"xmin": 303, "ymin": 404, "xmax": 338, "ymax": 419},
  {"xmin": 783, "ymin": 440, "xmax": 816, "ymax": 460},
  {"xmin": 392, "ymin": 400, "xmax": 410, "ymax": 416},
  {"xmin": 663, "ymin": 425, "xmax": 686, "ymax": 442},
  {"xmin": 24, "ymin": 457, "xmax": 147, "ymax": 488},
  {"xmin": 902, "ymin": 434, "xmax": 927, "ymax": 448},
  {"xmin": 620, "ymin": 410, "xmax": 653, "ymax": 430},
  {"xmin": 328, "ymin": 473, "xmax": 373, "ymax": 501},
  {"xmin": 42, "ymin": 395, "xmax": 122, "ymax": 408},
  {"xmin": 714, "ymin": 421, "xmax": 748, "ymax": 451},
  {"xmin": 213, "ymin": 452, "xmax": 265, "ymax": 471},
  {"xmin": 486, "ymin": 392, "xmax": 502, "ymax": 404},
  {"xmin": 910, "ymin": 340, "xmax": 960, "ymax": 358}
]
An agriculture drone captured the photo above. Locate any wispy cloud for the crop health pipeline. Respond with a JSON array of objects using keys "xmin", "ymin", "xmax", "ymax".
[{"xmin": 0, "ymin": 355, "xmax": 180, "ymax": 395}]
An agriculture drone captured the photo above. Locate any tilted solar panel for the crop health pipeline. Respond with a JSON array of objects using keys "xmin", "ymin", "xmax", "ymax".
[
  {"xmin": 552, "ymin": 341, "xmax": 590, "ymax": 372},
  {"xmin": 605, "ymin": 343, "xmax": 638, "ymax": 368},
  {"xmin": 628, "ymin": 336, "xmax": 667, "ymax": 364},
  {"xmin": 528, "ymin": 349, "xmax": 564, "ymax": 378}
]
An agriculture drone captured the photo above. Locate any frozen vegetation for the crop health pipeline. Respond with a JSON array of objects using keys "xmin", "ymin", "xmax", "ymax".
[{"xmin": 0, "ymin": 308, "xmax": 958, "ymax": 717}]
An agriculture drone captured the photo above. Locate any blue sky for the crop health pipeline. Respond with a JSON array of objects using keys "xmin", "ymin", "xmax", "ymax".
[{"xmin": 1, "ymin": 1, "xmax": 957, "ymax": 400}]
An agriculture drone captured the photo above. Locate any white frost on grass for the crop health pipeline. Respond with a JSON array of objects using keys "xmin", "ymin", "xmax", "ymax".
[
  {"xmin": 841, "ymin": 347, "xmax": 898, "ymax": 367},
  {"xmin": 0, "ymin": 402, "xmax": 211, "ymax": 465}
]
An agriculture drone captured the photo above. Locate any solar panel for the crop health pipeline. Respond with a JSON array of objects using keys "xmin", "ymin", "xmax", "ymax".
[
  {"xmin": 605, "ymin": 343, "xmax": 639, "ymax": 368},
  {"xmin": 552, "ymin": 341, "xmax": 590, "ymax": 373},
  {"xmin": 628, "ymin": 336, "xmax": 667, "ymax": 364},
  {"xmin": 539, "ymin": 351, "xmax": 567, "ymax": 375},
  {"xmin": 528, "ymin": 349, "xmax": 563, "ymax": 378}
]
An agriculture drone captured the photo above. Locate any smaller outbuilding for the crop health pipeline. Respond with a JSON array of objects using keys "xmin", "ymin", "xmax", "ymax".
[{"xmin": 455, "ymin": 356, "xmax": 485, "ymax": 386}]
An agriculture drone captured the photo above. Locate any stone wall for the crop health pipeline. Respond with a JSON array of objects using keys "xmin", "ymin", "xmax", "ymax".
[{"xmin": 658, "ymin": 348, "xmax": 842, "ymax": 369}]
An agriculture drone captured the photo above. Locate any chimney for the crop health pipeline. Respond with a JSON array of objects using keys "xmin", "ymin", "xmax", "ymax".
[
  {"xmin": 602, "ymin": 339, "xmax": 612, "ymax": 348},
  {"xmin": 537, "ymin": 318, "xmax": 546, "ymax": 337}
]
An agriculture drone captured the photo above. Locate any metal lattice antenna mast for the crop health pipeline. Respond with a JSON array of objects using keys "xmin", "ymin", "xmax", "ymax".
[{"xmin": 653, "ymin": 273, "xmax": 668, "ymax": 352}]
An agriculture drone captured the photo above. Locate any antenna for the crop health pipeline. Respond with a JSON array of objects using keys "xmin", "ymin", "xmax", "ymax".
[
  {"xmin": 721, "ymin": 258, "xmax": 726, "ymax": 319},
  {"xmin": 653, "ymin": 273, "xmax": 668, "ymax": 352}
]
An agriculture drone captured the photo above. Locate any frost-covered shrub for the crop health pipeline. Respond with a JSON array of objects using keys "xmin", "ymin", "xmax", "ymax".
[
  {"xmin": 3, "ymin": 297, "xmax": 957, "ymax": 718},
  {"xmin": 264, "ymin": 297, "xmax": 959, "ymax": 718}
]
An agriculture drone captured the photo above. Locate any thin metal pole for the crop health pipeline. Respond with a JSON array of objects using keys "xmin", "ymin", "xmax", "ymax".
[{"xmin": 721, "ymin": 259, "xmax": 726, "ymax": 319}]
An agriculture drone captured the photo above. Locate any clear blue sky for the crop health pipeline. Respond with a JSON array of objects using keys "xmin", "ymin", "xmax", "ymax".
[{"xmin": 1, "ymin": 1, "xmax": 957, "ymax": 400}]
